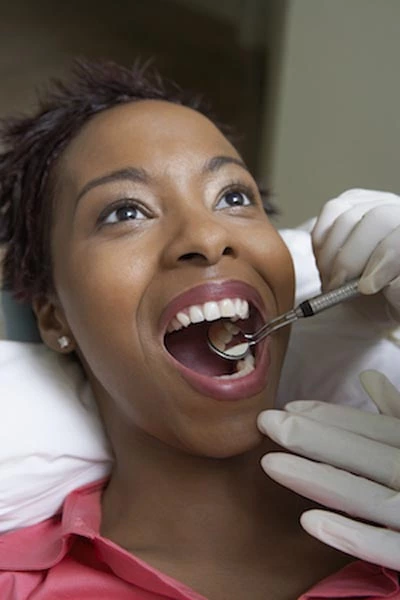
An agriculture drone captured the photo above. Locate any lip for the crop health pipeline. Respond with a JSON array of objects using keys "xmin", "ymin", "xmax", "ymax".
[{"xmin": 159, "ymin": 280, "xmax": 273, "ymax": 401}]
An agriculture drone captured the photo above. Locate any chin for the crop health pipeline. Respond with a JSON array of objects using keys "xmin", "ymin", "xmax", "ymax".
[{"xmin": 172, "ymin": 410, "xmax": 268, "ymax": 460}]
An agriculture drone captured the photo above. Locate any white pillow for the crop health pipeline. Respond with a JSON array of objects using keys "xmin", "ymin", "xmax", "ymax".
[{"xmin": 0, "ymin": 341, "xmax": 112, "ymax": 532}]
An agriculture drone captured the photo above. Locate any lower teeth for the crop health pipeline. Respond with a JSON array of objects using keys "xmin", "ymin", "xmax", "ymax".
[{"xmin": 217, "ymin": 353, "xmax": 255, "ymax": 380}]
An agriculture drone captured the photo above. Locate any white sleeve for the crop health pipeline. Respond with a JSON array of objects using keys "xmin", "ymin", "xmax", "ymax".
[{"xmin": 279, "ymin": 222, "xmax": 321, "ymax": 303}]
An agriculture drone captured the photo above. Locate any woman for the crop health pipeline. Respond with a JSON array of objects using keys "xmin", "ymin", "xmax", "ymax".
[{"xmin": 0, "ymin": 61, "xmax": 398, "ymax": 599}]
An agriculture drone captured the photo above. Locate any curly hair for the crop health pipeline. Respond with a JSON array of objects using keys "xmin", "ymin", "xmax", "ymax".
[{"xmin": 0, "ymin": 59, "xmax": 276, "ymax": 303}]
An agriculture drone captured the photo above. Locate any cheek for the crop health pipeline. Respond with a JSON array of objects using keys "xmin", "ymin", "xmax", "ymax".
[
  {"xmin": 54, "ymin": 247, "xmax": 161, "ymax": 420},
  {"xmin": 273, "ymin": 248, "xmax": 295, "ymax": 313},
  {"xmin": 250, "ymin": 227, "xmax": 295, "ymax": 310},
  {"xmin": 54, "ymin": 241, "xmax": 153, "ymax": 345}
]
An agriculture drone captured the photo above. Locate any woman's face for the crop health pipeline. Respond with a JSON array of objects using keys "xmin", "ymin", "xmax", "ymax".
[{"xmin": 46, "ymin": 100, "xmax": 294, "ymax": 457}]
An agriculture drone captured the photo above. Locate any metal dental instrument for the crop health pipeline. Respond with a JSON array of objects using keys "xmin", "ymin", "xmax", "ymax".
[{"xmin": 207, "ymin": 279, "xmax": 361, "ymax": 361}]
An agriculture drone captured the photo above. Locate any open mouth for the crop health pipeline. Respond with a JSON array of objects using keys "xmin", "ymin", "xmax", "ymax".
[{"xmin": 164, "ymin": 297, "xmax": 260, "ymax": 380}]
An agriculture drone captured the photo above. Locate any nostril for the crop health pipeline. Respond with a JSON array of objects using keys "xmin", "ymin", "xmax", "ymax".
[
  {"xmin": 178, "ymin": 247, "xmax": 234, "ymax": 262},
  {"xmin": 179, "ymin": 252, "xmax": 206, "ymax": 262}
]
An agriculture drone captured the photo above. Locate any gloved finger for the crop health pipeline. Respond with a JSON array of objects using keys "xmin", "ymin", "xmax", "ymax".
[
  {"xmin": 261, "ymin": 452, "xmax": 400, "ymax": 530},
  {"xmin": 258, "ymin": 410, "xmax": 400, "ymax": 490},
  {"xmin": 359, "ymin": 370, "xmax": 400, "ymax": 418},
  {"xmin": 283, "ymin": 400, "xmax": 400, "ymax": 447},
  {"xmin": 311, "ymin": 197, "xmax": 354, "ymax": 249},
  {"xmin": 328, "ymin": 207, "xmax": 400, "ymax": 290},
  {"xmin": 314, "ymin": 204, "xmax": 400, "ymax": 287},
  {"xmin": 358, "ymin": 224, "xmax": 400, "ymax": 294},
  {"xmin": 314, "ymin": 201, "xmax": 380, "ymax": 272},
  {"xmin": 384, "ymin": 277, "xmax": 400, "ymax": 321},
  {"xmin": 300, "ymin": 510, "xmax": 400, "ymax": 570},
  {"xmin": 312, "ymin": 188, "xmax": 400, "ymax": 249}
]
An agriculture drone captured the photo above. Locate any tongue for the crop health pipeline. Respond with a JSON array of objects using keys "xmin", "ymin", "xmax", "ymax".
[{"xmin": 165, "ymin": 322, "xmax": 236, "ymax": 376}]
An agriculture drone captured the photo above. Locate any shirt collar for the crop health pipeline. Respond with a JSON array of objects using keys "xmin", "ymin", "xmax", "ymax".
[
  {"xmin": 302, "ymin": 561, "xmax": 399, "ymax": 599},
  {"xmin": 0, "ymin": 479, "xmax": 398, "ymax": 600},
  {"xmin": 0, "ymin": 479, "xmax": 105, "ymax": 570}
]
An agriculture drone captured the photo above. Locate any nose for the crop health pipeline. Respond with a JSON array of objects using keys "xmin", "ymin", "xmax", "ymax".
[{"xmin": 161, "ymin": 209, "xmax": 236, "ymax": 269}]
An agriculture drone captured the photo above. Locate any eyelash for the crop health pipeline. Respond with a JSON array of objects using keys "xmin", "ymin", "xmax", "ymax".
[
  {"xmin": 96, "ymin": 180, "xmax": 264, "ymax": 227},
  {"xmin": 216, "ymin": 181, "xmax": 259, "ymax": 208},
  {"xmin": 97, "ymin": 198, "xmax": 150, "ymax": 226}
]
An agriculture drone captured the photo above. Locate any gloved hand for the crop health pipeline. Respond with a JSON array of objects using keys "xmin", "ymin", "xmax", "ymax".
[
  {"xmin": 257, "ymin": 370, "xmax": 400, "ymax": 570},
  {"xmin": 312, "ymin": 189, "xmax": 400, "ymax": 323}
]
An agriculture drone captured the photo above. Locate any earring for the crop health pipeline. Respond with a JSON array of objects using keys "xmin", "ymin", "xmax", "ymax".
[{"xmin": 57, "ymin": 335, "xmax": 70, "ymax": 350}]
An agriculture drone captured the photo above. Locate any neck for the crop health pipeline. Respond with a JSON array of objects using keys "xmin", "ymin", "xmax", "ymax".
[
  {"xmin": 100, "ymin": 424, "xmax": 310, "ymax": 562},
  {"xmin": 99, "ymin": 415, "xmax": 351, "ymax": 600}
]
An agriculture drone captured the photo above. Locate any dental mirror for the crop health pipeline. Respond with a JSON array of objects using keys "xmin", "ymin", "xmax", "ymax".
[{"xmin": 207, "ymin": 279, "xmax": 361, "ymax": 361}]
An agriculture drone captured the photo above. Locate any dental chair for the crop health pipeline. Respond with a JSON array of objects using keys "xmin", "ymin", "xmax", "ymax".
[{"xmin": 1, "ymin": 290, "xmax": 41, "ymax": 342}]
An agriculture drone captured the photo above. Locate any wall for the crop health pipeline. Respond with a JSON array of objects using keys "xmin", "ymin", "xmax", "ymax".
[
  {"xmin": 260, "ymin": 0, "xmax": 400, "ymax": 228},
  {"xmin": 172, "ymin": 0, "xmax": 243, "ymax": 25},
  {"xmin": 0, "ymin": 0, "xmax": 140, "ymax": 117},
  {"xmin": 0, "ymin": 0, "xmax": 266, "ymax": 170},
  {"xmin": 172, "ymin": 0, "xmax": 269, "ymax": 46}
]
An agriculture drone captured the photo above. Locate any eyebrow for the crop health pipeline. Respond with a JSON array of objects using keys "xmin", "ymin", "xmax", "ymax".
[
  {"xmin": 75, "ymin": 166, "xmax": 149, "ymax": 205},
  {"xmin": 202, "ymin": 155, "xmax": 249, "ymax": 174},
  {"xmin": 74, "ymin": 156, "xmax": 249, "ymax": 209}
]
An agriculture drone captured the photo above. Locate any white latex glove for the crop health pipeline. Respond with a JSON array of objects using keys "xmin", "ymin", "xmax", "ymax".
[
  {"xmin": 257, "ymin": 371, "xmax": 400, "ymax": 570},
  {"xmin": 312, "ymin": 188, "xmax": 400, "ymax": 323}
]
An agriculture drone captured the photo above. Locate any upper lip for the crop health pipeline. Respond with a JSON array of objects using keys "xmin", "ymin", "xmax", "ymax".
[{"xmin": 159, "ymin": 280, "xmax": 272, "ymax": 337}]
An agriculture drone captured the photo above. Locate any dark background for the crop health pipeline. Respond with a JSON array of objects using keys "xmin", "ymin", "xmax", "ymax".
[{"xmin": 0, "ymin": 0, "xmax": 288, "ymax": 174}]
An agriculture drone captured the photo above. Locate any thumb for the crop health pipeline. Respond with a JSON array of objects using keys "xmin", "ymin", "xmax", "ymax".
[{"xmin": 300, "ymin": 510, "xmax": 400, "ymax": 570}]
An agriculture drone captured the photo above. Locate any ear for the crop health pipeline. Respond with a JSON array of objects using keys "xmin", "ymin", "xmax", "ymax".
[{"xmin": 32, "ymin": 294, "xmax": 75, "ymax": 353}]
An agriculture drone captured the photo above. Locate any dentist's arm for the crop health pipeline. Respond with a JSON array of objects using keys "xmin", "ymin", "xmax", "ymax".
[{"xmin": 258, "ymin": 371, "xmax": 400, "ymax": 569}]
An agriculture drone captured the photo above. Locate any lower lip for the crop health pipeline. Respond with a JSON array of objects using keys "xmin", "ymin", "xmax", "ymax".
[{"xmin": 165, "ymin": 340, "xmax": 271, "ymax": 401}]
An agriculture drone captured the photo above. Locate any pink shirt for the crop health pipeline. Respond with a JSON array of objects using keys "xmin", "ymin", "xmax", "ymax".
[{"xmin": 0, "ymin": 480, "xmax": 398, "ymax": 600}]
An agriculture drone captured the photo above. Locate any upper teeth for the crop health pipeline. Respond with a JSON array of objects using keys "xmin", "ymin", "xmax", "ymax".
[{"xmin": 167, "ymin": 298, "xmax": 249, "ymax": 333}]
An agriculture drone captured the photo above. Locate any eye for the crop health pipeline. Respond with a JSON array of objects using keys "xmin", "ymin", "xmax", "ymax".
[
  {"xmin": 99, "ymin": 199, "xmax": 149, "ymax": 225},
  {"xmin": 216, "ymin": 189, "xmax": 253, "ymax": 210}
]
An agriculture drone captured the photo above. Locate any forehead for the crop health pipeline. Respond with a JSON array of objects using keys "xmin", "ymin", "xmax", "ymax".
[{"xmin": 59, "ymin": 100, "xmax": 239, "ymax": 185}]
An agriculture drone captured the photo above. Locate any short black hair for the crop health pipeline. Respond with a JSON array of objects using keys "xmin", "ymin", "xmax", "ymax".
[{"xmin": 0, "ymin": 59, "xmax": 276, "ymax": 303}]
